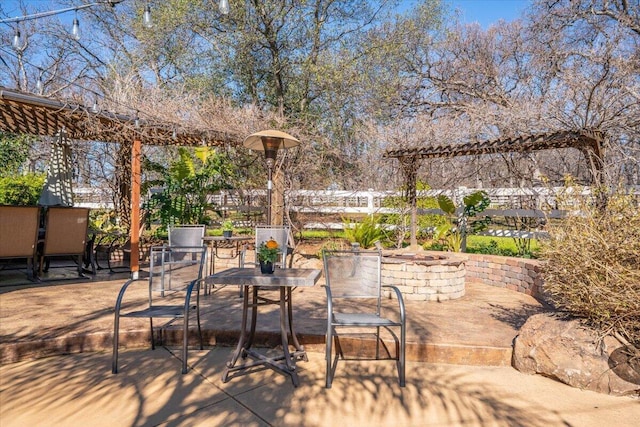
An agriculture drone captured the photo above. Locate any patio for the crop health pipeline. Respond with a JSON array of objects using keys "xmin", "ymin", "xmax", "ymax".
[
  {"xmin": 0, "ymin": 270, "xmax": 540, "ymax": 366},
  {"xmin": 1, "ymin": 270, "xmax": 638, "ymax": 426}
]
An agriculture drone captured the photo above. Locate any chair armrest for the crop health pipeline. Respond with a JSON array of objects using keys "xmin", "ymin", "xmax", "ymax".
[
  {"xmin": 381, "ymin": 285, "xmax": 406, "ymax": 323},
  {"xmin": 184, "ymin": 278, "xmax": 202, "ymax": 311},
  {"xmin": 323, "ymin": 285, "xmax": 334, "ymax": 315},
  {"xmin": 114, "ymin": 278, "xmax": 149, "ymax": 314}
]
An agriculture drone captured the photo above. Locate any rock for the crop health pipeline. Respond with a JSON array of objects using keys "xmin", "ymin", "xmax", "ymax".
[{"xmin": 513, "ymin": 313, "xmax": 640, "ymax": 396}]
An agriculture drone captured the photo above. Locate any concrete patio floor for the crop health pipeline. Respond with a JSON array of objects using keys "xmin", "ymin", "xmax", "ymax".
[
  {"xmin": 1, "ymin": 263, "xmax": 638, "ymax": 426},
  {"xmin": 2, "ymin": 347, "xmax": 638, "ymax": 426}
]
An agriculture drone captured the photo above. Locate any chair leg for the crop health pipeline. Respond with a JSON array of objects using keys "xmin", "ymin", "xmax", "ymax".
[
  {"xmin": 182, "ymin": 309, "xmax": 189, "ymax": 374},
  {"xmin": 196, "ymin": 306, "xmax": 203, "ymax": 350},
  {"xmin": 326, "ymin": 328, "xmax": 333, "ymax": 388},
  {"xmin": 112, "ymin": 311, "xmax": 120, "ymax": 374},
  {"xmin": 149, "ymin": 318, "xmax": 155, "ymax": 350},
  {"xmin": 399, "ymin": 324, "xmax": 406, "ymax": 387}
]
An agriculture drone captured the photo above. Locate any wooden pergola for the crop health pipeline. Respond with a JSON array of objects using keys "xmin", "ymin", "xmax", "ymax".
[
  {"xmin": 0, "ymin": 86, "xmax": 243, "ymax": 276},
  {"xmin": 383, "ymin": 129, "xmax": 606, "ymax": 248}
]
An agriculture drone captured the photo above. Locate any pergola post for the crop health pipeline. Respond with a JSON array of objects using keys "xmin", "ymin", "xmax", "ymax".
[
  {"xmin": 129, "ymin": 138, "xmax": 141, "ymax": 278},
  {"xmin": 399, "ymin": 155, "xmax": 419, "ymax": 250}
]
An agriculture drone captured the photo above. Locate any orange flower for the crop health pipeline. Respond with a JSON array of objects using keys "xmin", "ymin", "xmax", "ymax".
[{"xmin": 258, "ymin": 238, "xmax": 281, "ymax": 263}]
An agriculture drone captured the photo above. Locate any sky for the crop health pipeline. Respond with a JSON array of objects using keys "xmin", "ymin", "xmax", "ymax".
[
  {"xmin": 3, "ymin": 1, "xmax": 530, "ymax": 29},
  {"xmin": 398, "ymin": 0, "xmax": 529, "ymax": 28},
  {"xmin": 447, "ymin": 0, "xmax": 528, "ymax": 27}
]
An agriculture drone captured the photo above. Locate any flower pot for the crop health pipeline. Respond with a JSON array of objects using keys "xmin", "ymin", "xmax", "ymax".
[
  {"xmin": 223, "ymin": 230, "xmax": 233, "ymax": 238},
  {"xmin": 259, "ymin": 260, "xmax": 275, "ymax": 274}
]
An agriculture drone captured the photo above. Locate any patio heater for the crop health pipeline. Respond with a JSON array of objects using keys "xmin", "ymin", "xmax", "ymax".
[{"xmin": 243, "ymin": 130, "xmax": 300, "ymax": 225}]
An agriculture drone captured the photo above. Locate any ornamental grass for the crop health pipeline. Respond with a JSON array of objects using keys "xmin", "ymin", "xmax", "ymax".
[{"xmin": 539, "ymin": 186, "xmax": 640, "ymax": 349}]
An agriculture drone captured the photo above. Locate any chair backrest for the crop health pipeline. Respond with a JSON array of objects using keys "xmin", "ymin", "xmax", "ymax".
[
  {"xmin": 255, "ymin": 225, "xmax": 290, "ymax": 268},
  {"xmin": 41, "ymin": 207, "xmax": 90, "ymax": 256},
  {"xmin": 322, "ymin": 249, "xmax": 383, "ymax": 313},
  {"xmin": 168, "ymin": 225, "xmax": 205, "ymax": 247},
  {"xmin": 0, "ymin": 206, "xmax": 40, "ymax": 259},
  {"xmin": 149, "ymin": 245, "xmax": 208, "ymax": 293}
]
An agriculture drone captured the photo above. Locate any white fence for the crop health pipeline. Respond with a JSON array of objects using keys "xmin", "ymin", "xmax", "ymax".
[{"xmin": 75, "ymin": 186, "xmax": 639, "ymax": 239}]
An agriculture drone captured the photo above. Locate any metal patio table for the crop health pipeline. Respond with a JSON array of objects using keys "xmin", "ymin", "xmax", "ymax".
[
  {"xmin": 202, "ymin": 236, "xmax": 253, "ymax": 276},
  {"xmin": 205, "ymin": 267, "xmax": 322, "ymax": 387}
]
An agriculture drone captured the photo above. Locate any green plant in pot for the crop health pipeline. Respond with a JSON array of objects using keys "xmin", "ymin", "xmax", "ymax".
[
  {"xmin": 221, "ymin": 220, "xmax": 234, "ymax": 238},
  {"xmin": 257, "ymin": 238, "xmax": 280, "ymax": 274}
]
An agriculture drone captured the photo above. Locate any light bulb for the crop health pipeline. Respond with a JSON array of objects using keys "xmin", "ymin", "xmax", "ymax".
[
  {"xmin": 72, "ymin": 18, "xmax": 80, "ymax": 41},
  {"xmin": 12, "ymin": 29, "xmax": 24, "ymax": 51},
  {"xmin": 36, "ymin": 77, "xmax": 43, "ymax": 94},
  {"xmin": 91, "ymin": 100, "xmax": 99, "ymax": 114},
  {"xmin": 219, "ymin": 0, "xmax": 230, "ymax": 15},
  {"xmin": 143, "ymin": 4, "xmax": 152, "ymax": 28}
]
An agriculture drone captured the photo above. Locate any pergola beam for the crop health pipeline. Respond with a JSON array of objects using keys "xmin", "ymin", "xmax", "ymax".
[
  {"xmin": 0, "ymin": 87, "xmax": 239, "ymax": 146},
  {"xmin": 383, "ymin": 129, "xmax": 607, "ymax": 247},
  {"xmin": 383, "ymin": 130, "xmax": 604, "ymax": 160}
]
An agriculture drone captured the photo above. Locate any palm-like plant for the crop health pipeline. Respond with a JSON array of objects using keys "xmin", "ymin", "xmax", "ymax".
[
  {"xmin": 143, "ymin": 147, "xmax": 236, "ymax": 233},
  {"xmin": 342, "ymin": 215, "xmax": 388, "ymax": 249},
  {"xmin": 435, "ymin": 191, "xmax": 491, "ymax": 252}
]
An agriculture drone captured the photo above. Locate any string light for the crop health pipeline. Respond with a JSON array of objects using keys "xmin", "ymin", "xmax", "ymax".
[
  {"xmin": 219, "ymin": 0, "xmax": 230, "ymax": 15},
  {"xmin": 143, "ymin": 3, "xmax": 152, "ymax": 28},
  {"xmin": 0, "ymin": 1, "xmax": 155, "ymax": 50},
  {"xmin": 0, "ymin": 0, "xmax": 231, "ymax": 130},
  {"xmin": 72, "ymin": 15, "xmax": 81, "ymax": 41},
  {"xmin": 12, "ymin": 27, "xmax": 25, "ymax": 51}
]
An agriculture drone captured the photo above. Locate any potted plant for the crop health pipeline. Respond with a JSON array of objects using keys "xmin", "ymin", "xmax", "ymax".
[
  {"xmin": 221, "ymin": 220, "xmax": 234, "ymax": 238},
  {"xmin": 257, "ymin": 238, "xmax": 280, "ymax": 274}
]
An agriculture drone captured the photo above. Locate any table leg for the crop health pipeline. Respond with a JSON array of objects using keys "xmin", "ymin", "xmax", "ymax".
[
  {"xmin": 279, "ymin": 287, "xmax": 299, "ymax": 384},
  {"xmin": 223, "ymin": 285, "xmax": 250, "ymax": 378},
  {"xmin": 244, "ymin": 285, "xmax": 259, "ymax": 349},
  {"xmin": 287, "ymin": 287, "xmax": 307, "ymax": 358},
  {"xmin": 222, "ymin": 284, "xmax": 305, "ymax": 387}
]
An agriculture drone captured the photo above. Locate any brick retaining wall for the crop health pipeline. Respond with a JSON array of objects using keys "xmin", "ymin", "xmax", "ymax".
[
  {"xmin": 461, "ymin": 253, "xmax": 545, "ymax": 301},
  {"xmin": 215, "ymin": 247, "xmax": 547, "ymax": 304}
]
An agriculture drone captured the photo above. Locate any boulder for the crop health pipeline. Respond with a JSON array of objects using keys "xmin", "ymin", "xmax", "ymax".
[{"xmin": 513, "ymin": 313, "xmax": 640, "ymax": 396}]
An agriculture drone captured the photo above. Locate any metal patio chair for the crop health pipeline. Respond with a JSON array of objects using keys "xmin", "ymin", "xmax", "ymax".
[
  {"xmin": 112, "ymin": 245, "xmax": 207, "ymax": 375},
  {"xmin": 240, "ymin": 225, "xmax": 292, "ymax": 270},
  {"xmin": 233, "ymin": 225, "xmax": 291, "ymax": 297},
  {"xmin": 37, "ymin": 207, "xmax": 90, "ymax": 279},
  {"xmin": 0, "ymin": 205, "xmax": 40, "ymax": 280},
  {"xmin": 322, "ymin": 248, "xmax": 406, "ymax": 388},
  {"xmin": 149, "ymin": 224, "xmax": 206, "ymax": 294}
]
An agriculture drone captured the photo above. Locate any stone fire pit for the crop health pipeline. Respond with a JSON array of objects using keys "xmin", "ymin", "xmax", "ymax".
[{"xmin": 381, "ymin": 251, "xmax": 466, "ymax": 302}]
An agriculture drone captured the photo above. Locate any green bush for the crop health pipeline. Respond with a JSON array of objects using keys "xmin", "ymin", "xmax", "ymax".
[
  {"xmin": 0, "ymin": 174, "xmax": 45, "ymax": 205},
  {"xmin": 423, "ymin": 235, "xmax": 539, "ymax": 257},
  {"xmin": 381, "ymin": 182, "xmax": 445, "ymax": 247},
  {"xmin": 539, "ymin": 187, "xmax": 640, "ymax": 347},
  {"xmin": 0, "ymin": 133, "xmax": 33, "ymax": 177}
]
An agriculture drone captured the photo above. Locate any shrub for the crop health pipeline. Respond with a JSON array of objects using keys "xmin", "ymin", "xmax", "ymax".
[
  {"xmin": 381, "ymin": 181, "xmax": 444, "ymax": 248},
  {"xmin": 0, "ymin": 173, "xmax": 45, "ymax": 205},
  {"xmin": 539, "ymin": 187, "xmax": 640, "ymax": 347}
]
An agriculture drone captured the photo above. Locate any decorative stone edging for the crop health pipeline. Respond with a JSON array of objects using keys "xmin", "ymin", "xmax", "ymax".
[{"xmin": 380, "ymin": 251, "xmax": 467, "ymax": 302}]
